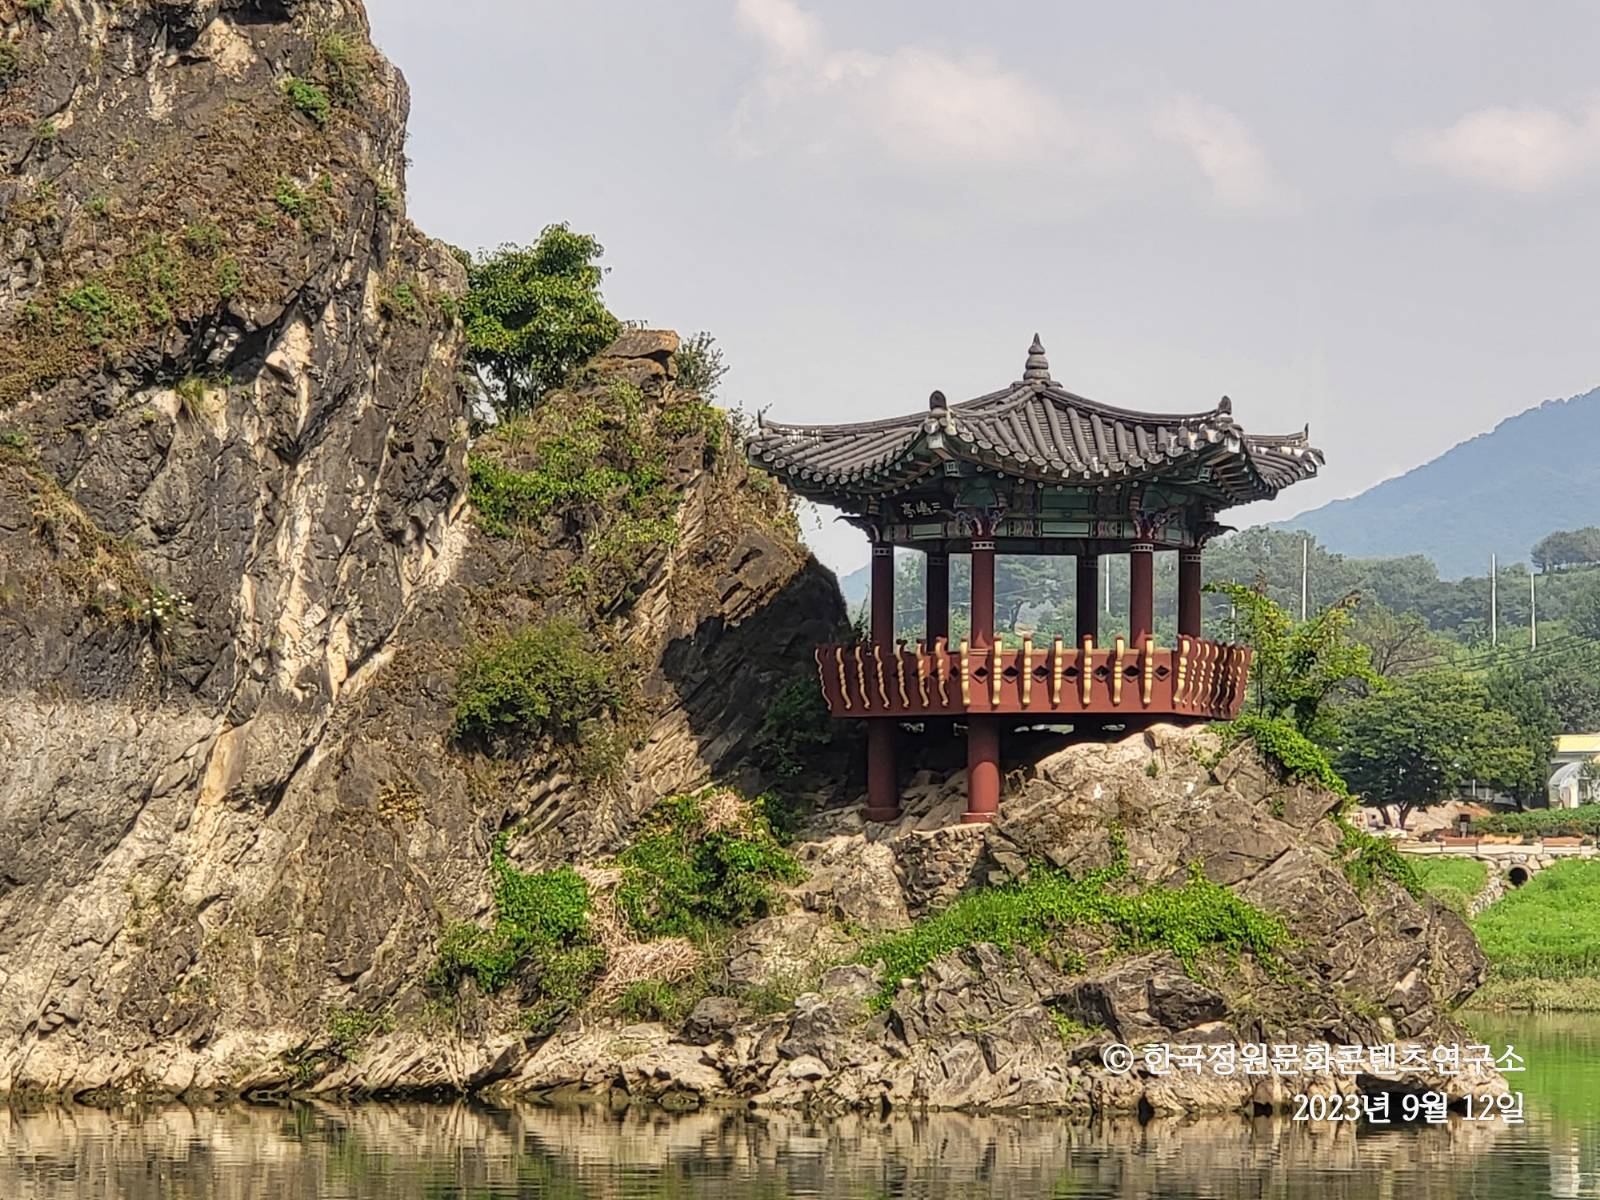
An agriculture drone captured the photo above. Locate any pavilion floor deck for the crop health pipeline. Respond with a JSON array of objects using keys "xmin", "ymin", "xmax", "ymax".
[{"xmin": 814, "ymin": 635, "xmax": 1251, "ymax": 723}]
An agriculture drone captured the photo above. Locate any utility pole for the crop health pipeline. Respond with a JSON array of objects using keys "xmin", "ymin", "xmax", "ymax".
[
  {"xmin": 1490, "ymin": 553, "xmax": 1498, "ymax": 648},
  {"xmin": 1530, "ymin": 568, "xmax": 1538, "ymax": 650},
  {"xmin": 1300, "ymin": 537, "xmax": 1309, "ymax": 621}
]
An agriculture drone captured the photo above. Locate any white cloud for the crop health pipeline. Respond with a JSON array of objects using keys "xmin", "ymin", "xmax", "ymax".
[
  {"xmin": 730, "ymin": 0, "xmax": 1279, "ymax": 211},
  {"xmin": 1400, "ymin": 102, "xmax": 1600, "ymax": 193},
  {"xmin": 1156, "ymin": 95, "xmax": 1292, "ymax": 212},
  {"xmin": 731, "ymin": 4, "xmax": 1098, "ymax": 173},
  {"xmin": 850, "ymin": 47, "xmax": 1081, "ymax": 169},
  {"xmin": 735, "ymin": 0, "xmax": 823, "ymax": 66}
]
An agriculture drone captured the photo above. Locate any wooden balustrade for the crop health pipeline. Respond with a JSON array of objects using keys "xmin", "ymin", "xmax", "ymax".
[{"xmin": 813, "ymin": 635, "xmax": 1251, "ymax": 722}]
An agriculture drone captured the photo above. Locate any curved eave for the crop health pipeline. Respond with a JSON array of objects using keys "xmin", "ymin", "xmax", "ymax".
[
  {"xmin": 747, "ymin": 391, "xmax": 1323, "ymax": 510},
  {"xmin": 748, "ymin": 429, "xmax": 1309, "ymax": 509},
  {"xmin": 1244, "ymin": 433, "xmax": 1324, "ymax": 494}
]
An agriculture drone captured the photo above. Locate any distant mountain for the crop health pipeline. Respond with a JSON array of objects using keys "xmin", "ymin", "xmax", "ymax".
[
  {"xmin": 1274, "ymin": 386, "xmax": 1600, "ymax": 579},
  {"xmin": 839, "ymin": 563, "xmax": 869, "ymax": 609}
]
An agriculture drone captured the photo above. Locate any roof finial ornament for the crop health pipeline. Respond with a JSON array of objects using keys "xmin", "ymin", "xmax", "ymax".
[
  {"xmin": 1217, "ymin": 395, "xmax": 1233, "ymax": 418},
  {"xmin": 929, "ymin": 389, "xmax": 947, "ymax": 412},
  {"xmin": 1022, "ymin": 334, "xmax": 1052, "ymax": 384}
]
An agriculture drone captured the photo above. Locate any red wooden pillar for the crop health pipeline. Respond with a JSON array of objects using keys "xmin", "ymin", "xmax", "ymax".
[
  {"xmin": 925, "ymin": 551, "xmax": 949, "ymax": 645},
  {"xmin": 970, "ymin": 540, "xmax": 995, "ymax": 646},
  {"xmin": 871, "ymin": 544, "xmax": 895, "ymax": 646},
  {"xmin": 1178, "ymin": 550, "xmax": 1203, "ymax": 638},
  {"xmin": 865, "ymin": 545, "xmax": 899, "ymax": 822},
  {"xmin": 1129, "ymin": 542, "xmax": 1154, "ymax": 646},
  {"xmin": 1075, "ymin": 552, "xmax": 1099, "ymax": 643},
  {"xmin": 965, "ymin": 538, "xmax": 1000, "ymax": 824}
]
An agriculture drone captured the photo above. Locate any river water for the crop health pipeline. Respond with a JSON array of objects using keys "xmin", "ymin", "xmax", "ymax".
[{"xmin": 2, "ymin": 1015, "xmax": 1596, "ymax": 1199}]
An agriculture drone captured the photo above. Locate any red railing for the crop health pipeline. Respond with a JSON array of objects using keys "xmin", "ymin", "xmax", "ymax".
[{"xmin": 814, "ymin": 635, "xmax": 1251, "ymax": 721}]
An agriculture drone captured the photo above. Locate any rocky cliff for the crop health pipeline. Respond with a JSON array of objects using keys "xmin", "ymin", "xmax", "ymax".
[
  {"xmin": 0, "ymin": 0, "xmax": 840, "ymax": 1095},
  {"xmin": 457, "ymin": 726, "xmax": 1497, "ymax": 1115},
  {"xmin": 0, "ymin": 0, "xmax": 1493, "ymax": 1117}
]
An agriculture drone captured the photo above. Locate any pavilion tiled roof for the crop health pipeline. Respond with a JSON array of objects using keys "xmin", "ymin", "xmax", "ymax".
[{"xmin": 747, "ymin": 336, "xmax": 1323, "ymax": 508}]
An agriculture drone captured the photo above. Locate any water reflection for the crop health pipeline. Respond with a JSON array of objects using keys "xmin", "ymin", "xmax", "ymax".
[
  {"xmin": 0, "ymin": 1096, "xmax": 1590, "ymax": 1200},
  {"xmin": 4, "ymin": 1015, "xmax": 1600, "ymax": 1200}
]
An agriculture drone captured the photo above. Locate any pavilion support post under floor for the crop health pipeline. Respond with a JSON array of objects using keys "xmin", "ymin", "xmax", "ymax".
[
  {"xmin": 963, "ymin": 715, "xmax": 1001, "ymax": 824},
  {"xmin": 864, "ymin": 543, "xmax": 901, "ymax": 823},
  {"xmin": 865, "ymin": 721, "xmax": 899, "ymax": 823}
]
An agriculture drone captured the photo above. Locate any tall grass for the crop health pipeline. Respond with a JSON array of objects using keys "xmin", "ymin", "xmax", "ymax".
[{"xmin": 1473, "ymin": 860, "xmax": 1600, "ymax": 980}]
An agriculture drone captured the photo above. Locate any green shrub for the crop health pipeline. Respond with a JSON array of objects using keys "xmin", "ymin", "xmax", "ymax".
[
  {"xmin": 325, "ymin": 1005, "xmax": 392, "ymax": 1059},
  {"xmin": 0, "ymin": 43, "xmax": 20, "ymax": 84},
  {"xmin": 216, "ymin": 257, "xmax": 243, "ymax": 300},
  {"xmin": 174, "ymin": 375, "xmax": 211, "ymax": 421},
  {"xmin": 521, "ymin": 943, "xmax": 609, "ymax": 1035},
  {"xmin": 573, "ymin": 714, "xmax": 632, "ymax": 783},
  {"xmin": 1218, "ymin": 714, "xmax": 1348, "ymax": 796},
  {"xmin": 1473, "ymin": 804, "xmax": 1600, "ymax": 840},
  {"xmin": 657, "ymin": 399, "xmax": 725, "ymax": 442},
  {"xmin": 427, "ymin": 839, "xmax": 603, "ymax": 1032},
  {"xmin": 23, "ymin": 0, "xmax": 52, "ymax": 14},
  {"xmin": 181, "ymin": 221, "xmax": 223, "ymax": 256},
  {"xmin": 452, "ymin": 617, "xmax": 622, "ymax": 742},
  {"xmin": 282, "ymin": 76, "xmax": 331, "ymax": 126},
  {"xmin": 466, "ymin": 392, "xmax": 683, "ymax": 610},
  {"xmin": 1047, "ymin": 1009, "xmax": 1099, "ymax": 1046},
  {"xmin": 1333, "ymin": 815, "xmax": 1421, "ymax": 896},
  {"xmin": 616, "ymin": 788, "xmax": 803, "ymax": 940},
  {"xmin": 53, "ymin": 282, "xmax": 139, "ymax": 347},
  {"xmin": 467, "ymin": 455, "xmax": 548, "ymax": 536},
  {"xmin": 673, "ymin": 331, "xmax": 729, "ymax": 399},
  {"xmin": 273, "ymin": 176, "xmax": 310, "ymax": 219},
  {"xmin": 315, "ymin": 30, "xmax": 370, "ymax": 105},
  {"xmin": 755, "ymin": 673, "xmax": 837, "ymax": 779},
  {"xmin": 613, "ymin": 979, "xmax": 694, "ymax": 1024},
  {"xmin": 380, "ymin": 280, "xmax": 421, "ymax": 323},
  {"xmin": 859, "ymin": 855, "xmax": 1289, "ymax": 1011},
  {"xmin": 468, "ymin": 402, "xmax": 650, "ymax": 534}
]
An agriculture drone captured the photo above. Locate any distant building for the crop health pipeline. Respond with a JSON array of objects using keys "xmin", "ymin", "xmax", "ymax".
[{"xmin": 1548, "ymin": 734, "xmax": 1600, "ymax": 808}]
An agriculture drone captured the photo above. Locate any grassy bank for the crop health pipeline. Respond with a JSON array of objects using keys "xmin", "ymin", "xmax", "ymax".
[
  {"xmin": 1412, "ymin": 857, "xmax": 1487, "ymax": 919},
  {"xmin": 1460, "ymin": 859, "xmax": 1600, "ymax": 1012}
]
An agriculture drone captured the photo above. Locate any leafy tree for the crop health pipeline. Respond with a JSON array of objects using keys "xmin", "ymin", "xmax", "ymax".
[
  {"xmin": 1533, "ymin": 655, "xmax": 1600, "ymax": 733},
  {"xmin": 1335, "ymin": 670, "xmax": 1534, "ymax": 829},
  {"xmin": 1205, "ymin": 582, "xmax": 1382, "ymax": 739},
  {"xmin": 1484, "ymin": 664, "xmax": 1560, "ymax": 808},
  {"xmin": 1570, "ymin": 576, "xmax": 1600, "ymax": 642},
  {"xmin": 1348, "ymin": 604, "xmax": 1446, "ymax": 681},
  {"xmin": 1532, "ymin": 526, "xmax": 1600, "ymax": 573},
  {"xmin": 460, "ymin": 225, "xmax": 620, "ymax": 416}
]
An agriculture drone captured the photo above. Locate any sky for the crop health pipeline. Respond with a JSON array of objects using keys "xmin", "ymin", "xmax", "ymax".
[{"xmin": 366, "ymin": 0, "xmax": 1600, "ymax": 578}]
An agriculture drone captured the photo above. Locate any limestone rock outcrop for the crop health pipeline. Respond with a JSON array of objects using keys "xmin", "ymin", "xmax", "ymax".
[
  {"xmin": 481, "ymin": 725, "xmax": 1500, "ymax": 1115},
  {"xmin": 0, "ymin": 0, "xmax": 1490, "ymax": 1120},
  {"xmin": 0, "ymin": 0, "xmax": 841, "ymax": 1095}
]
